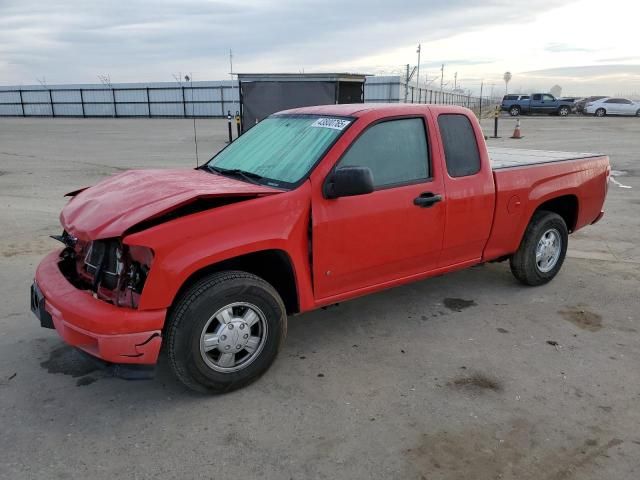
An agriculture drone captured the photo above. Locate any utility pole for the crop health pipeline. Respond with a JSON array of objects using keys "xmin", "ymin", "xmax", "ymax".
[
  {"xmin": 404, "ymin": 63, "xmax": 417, "ymax": 103},
  {"xmin": 405, "ymin": 64, "xmax": 410, "ymax": 103},
  {"xmin": 440, "ymin": 64, "xmax": 444, "ymax": 92},
  {"xmin": 454, "ymin": 72, "xmax": 458, "ymax": 90},
  {"xmin": 416, "ymin": 44, "xmax": 421, "ymax": 90},
  {"xmin": 229, "ymin": 49, "xmax": 237, "ymax": 112},
  {"xmin": 479, "ymin": 80, "xmax": 484, "ymax": 118}
]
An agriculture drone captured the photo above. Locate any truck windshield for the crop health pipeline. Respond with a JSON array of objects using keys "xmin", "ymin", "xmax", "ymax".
[{"xmin": 206, "ymin": 114, "xmax": 352, "ymax": 188}]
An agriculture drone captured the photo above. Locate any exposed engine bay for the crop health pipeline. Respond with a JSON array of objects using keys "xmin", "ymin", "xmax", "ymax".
[{"xmin": 54, "ymin": 231, "xmax": 152, "ymax": 308}]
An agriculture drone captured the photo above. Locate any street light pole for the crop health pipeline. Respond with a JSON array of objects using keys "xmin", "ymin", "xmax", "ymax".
[{"xmin": 503, "ymin": 71, "xmax": 512, "ymax": 94}]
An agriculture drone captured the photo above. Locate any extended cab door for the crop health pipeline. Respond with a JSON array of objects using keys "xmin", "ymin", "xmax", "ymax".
[
  {"xmin": 435, "ymin": 113, "xmax": 495, "ymax": 267},
  {"xmin": 541, "ymin": 94, "xmax": 557, "ymax": 113},
  {"xmin": 311, "ymin": 115, "xmax": 445, "ymax": 300}
]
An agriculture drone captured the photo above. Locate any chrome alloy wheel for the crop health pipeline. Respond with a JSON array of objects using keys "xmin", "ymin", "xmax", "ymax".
[
  {"xmin": 535, "ymin": 228, "xmax": 562, "ymax": 273},
  {"xmin": 199, "ymin": 302, "xmax": 267, "ymax": 373}
]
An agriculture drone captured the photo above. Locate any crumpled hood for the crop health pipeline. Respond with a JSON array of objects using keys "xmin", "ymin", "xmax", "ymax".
[{"xmin": 61, "ymin": 168, "xmax": 281, "ymax": 240}]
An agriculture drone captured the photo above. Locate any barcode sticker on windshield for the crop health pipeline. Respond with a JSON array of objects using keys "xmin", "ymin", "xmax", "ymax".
[{"xmin": 310, "ymin": 118, "xmax": 351, "ymax": 130}]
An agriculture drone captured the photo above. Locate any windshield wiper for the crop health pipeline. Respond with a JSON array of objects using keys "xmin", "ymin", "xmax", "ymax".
[{"xmin": 207, "ymin": 165, "xmax": 264, "ymax": 185}]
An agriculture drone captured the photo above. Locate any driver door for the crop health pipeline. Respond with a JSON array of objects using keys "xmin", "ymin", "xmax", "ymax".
[{"xmin": 311, "ymin": 116, "xmax": 445, "ymax": 300}]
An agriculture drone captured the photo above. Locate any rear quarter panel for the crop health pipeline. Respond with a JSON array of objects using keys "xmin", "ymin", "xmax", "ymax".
[{"xmin": 483, "ymin": 156, "xmax": 609, "ymax": 260}]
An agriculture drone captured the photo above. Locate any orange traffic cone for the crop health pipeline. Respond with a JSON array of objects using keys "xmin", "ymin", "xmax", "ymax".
[{"xmin": 511, "ymin": 119, "xmax": 523, "ymax": 139}]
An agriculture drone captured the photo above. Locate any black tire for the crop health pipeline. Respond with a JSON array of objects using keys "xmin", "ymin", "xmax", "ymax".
[
  {"xmin": 636, "ymin": 109, "xmax": 640, "ymax": 117},
  {"xmin": 509, "ymin": 106, "xmax": 520, "ymax": 116},
  {"xmin": 558, "ymin": 106, "xmax": 570, "ymax": 116},
  {"xmin": 166, "ymin": 271, "xmax": 287, "ymax": 393},
  {"xmin": 510, "ymin": 211, "xmax": 568, "ymax": 286},
  {"xmin": 595, "ymin": 108, "xmax": 606, "ymax": 117}
]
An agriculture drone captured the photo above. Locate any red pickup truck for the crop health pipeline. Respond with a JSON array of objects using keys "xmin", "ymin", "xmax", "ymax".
[{"xmin": 31, "ymin": 104, "xmax": 610, "ymax": 392}]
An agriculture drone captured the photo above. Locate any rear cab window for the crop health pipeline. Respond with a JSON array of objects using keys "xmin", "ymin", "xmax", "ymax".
[{"xmin": 437, "ymin": 114, "xmax": 481, "ymax": 178}]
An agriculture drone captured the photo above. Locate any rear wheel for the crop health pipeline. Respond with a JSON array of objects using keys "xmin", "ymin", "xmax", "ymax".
[
  {"xmin": 558, "ymin": 106, "xmax": 570, "ymax": 116},
  {"xmin": 510, "ymin": 211, "xmax": 568, "ymax": 286},
  {"xmin": 166, "ymin": 271, "xmax": 287, "ymax": 393},
  {"xmin": 509, "ymin": 106, "xmax": 520, "ymax": 116},
  {"xmin": 636, "ymin": 109, "xmax": 640, "ymax": 117},
  {"xmin": 595, "ymin": 108, "xmax": 606, "ymax": 117}
]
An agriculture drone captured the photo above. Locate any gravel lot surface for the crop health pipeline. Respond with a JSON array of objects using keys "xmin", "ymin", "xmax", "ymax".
[{"xmin": 1, "ymin": 114, "xmax": 638, "ymax": 479}]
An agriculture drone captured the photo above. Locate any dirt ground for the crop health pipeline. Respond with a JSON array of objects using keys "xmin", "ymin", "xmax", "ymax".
[{"xmin": 1, "ymin": 114, "xmax": 639, "ymax": 479}]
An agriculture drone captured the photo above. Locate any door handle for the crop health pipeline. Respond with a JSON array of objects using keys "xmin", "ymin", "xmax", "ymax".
[{"xmin": 413, "ymin": 192, "xmax": 442, "ymax": 208}]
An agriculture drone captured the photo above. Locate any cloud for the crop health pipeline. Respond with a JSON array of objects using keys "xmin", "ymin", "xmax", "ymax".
[
  {"xmin": 522, "ymin": 64, "xmax": 640, "ymax": 77},
  {"xmin": 0, "ymin": 0, "xmax": 556, "ymax": 84},
  {"xmin": 544, "ymin": 42, "xmax": 593, "ymax": 53},
  {"xmin": 513, "ymin": 64, "xmax": 640, "ymax": 96},
  {"xmin": 597, "ymin": 56, "xmax": 640, "ymax": 63}
]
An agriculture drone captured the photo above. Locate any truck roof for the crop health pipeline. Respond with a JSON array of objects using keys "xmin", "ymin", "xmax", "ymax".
[{"xmin": 277, "ymin": 103, "xmax": 471, "ymax": 117}]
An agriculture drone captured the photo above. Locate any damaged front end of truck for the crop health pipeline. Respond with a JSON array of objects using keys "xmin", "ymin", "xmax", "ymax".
[
  {"xmin": 31, "ymin": 167, "xmax": 283, "ymax": 374},
  {"xmin": 55, "ymin": 232, "xmax": 152, "ymax": 309}
]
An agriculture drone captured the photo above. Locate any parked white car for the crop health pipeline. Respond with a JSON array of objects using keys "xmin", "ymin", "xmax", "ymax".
[{"xmin": 585, "ymin": 97, "xmax": 640, "ymax": 117}]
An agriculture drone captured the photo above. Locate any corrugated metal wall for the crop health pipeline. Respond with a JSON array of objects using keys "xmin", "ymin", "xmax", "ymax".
[
  {"xmin": 365, "ymin": 76, "xmax": 402, "ymax": 103},
  {"xmin": 0, "ymin": 81, "xmax": 240, "ymax": 118},
  {"xmin": 0, "ymin": 77, "xmax": 488, "ymax": 117}
]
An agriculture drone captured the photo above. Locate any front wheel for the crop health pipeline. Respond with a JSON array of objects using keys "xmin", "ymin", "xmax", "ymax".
[
  {"xmin": 510, "ymin": 211, "xmax": 568, "ymax": 286},
  {"xmin": 558, "ymin": 106, "xmax": 570, "ymax": 116},
  {"xmin": 595, "ymin": 108, "xmax": 606, "ymax": 117},
  {"xmin": 166, "ymin": 271, "xmax": 287, "ymax": 393},
  {"xmin": 636, "ymin": 109, "xmax": 640, "ymax": 117},
  {"xmin": 509, "ymin": 106, "xmax": 520, "ymax": 116}
]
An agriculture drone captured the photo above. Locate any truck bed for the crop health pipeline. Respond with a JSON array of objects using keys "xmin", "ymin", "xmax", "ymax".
[{"xmin": 489, "ymin": 147, "xmax": 603, "ymax": 169}]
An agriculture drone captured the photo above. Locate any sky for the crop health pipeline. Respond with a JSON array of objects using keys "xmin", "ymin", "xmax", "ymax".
[{"xmin": 1, "ymin": 0, "xmax": 638, "ymax": 97}]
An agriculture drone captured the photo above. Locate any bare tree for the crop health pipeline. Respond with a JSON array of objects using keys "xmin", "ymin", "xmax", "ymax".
[
  {"xmin": 550, "ymin": 85, "xmax": 562, "ymax": 97},
  {"xmin": 97, "ymin": 74, "xmax": 112, "ymax": 88}
]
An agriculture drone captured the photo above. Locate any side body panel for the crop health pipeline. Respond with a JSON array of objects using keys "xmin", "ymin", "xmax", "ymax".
[
  {"xmin": 483, "ymin": 156, "xmax": 609, "ymax": 261},
  {"xmin": 309, "ymin": 108, "xmax": 447, "ymax": 300},
  {"xmin": 120, "ymin": 106, "xmax": 607, "ymax": 318},
  {"xmin": 519, "ymin": 100, "xmax": 531, "ymax": 113}
]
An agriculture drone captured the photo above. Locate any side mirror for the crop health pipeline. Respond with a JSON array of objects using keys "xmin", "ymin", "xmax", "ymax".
[{"xmin": 323, "ymin": 166, "xmax": 374, "ymax": 199}]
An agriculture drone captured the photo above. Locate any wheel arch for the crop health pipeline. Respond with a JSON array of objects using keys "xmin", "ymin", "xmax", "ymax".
[
  {"xmin": 169, "ymin": 249, "xmax": 300, "ymax": 317},
  {"xmin": 532, "ymin": 194, "xmax": 579, "ymax": 233}
]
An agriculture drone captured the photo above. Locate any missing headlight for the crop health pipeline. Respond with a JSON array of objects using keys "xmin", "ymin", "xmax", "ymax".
[{"xmin": 84, "ymin": 239, "xmax": 122, "ymax": 290}]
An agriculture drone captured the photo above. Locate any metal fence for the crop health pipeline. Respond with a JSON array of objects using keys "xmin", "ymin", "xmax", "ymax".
[
  {"xmin": 365, "ymin": 76, "xmax": 491, "ymax": 111},
  {"xmin": 0, "ymin": 77, "xmax": 493, "ymax": 118},
  {"xmin": 0, "ymin": 81, "xmax": 240, "ymax": 118}
]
